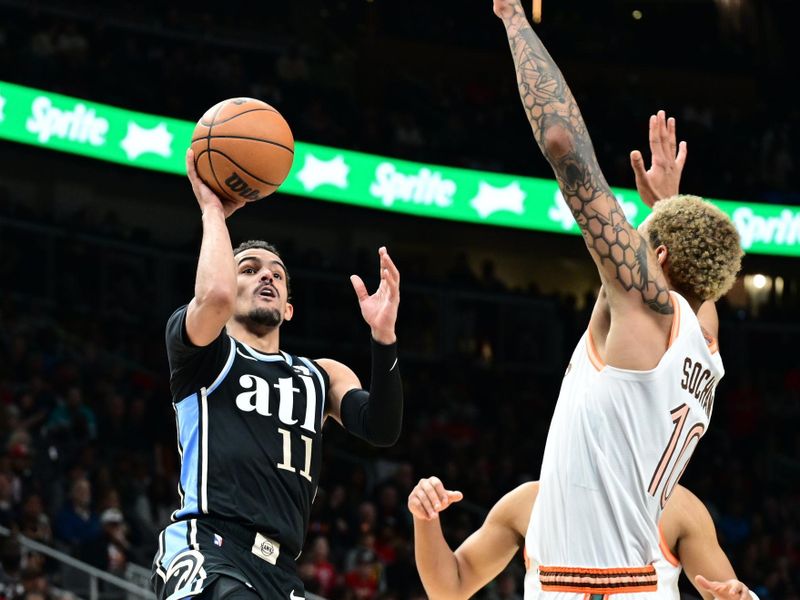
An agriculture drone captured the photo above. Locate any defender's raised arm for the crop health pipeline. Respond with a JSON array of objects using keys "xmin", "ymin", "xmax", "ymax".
[{"xmin": 494, "ymin": 0, "xmax": 672, "ymax": 315}]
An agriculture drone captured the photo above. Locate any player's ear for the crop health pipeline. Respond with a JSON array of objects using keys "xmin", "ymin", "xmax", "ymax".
[
  {"xmin": 655, "ymin": 244, "xmax": 669, "ymax": 266},
  {"xmin": 283, "ymin": 302, "xmax": 294, "ymax": 322}
]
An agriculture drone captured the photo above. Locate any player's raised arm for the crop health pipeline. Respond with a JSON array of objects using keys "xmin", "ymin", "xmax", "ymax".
[
  {"xmin": 494, "ymin": 0, "xmax": 671, "ymax": 315},
  {"xmin": 319, "ymin": 246, "xmax": 403, "ymax": 447},
  {"xmin": 410, "ymin": 478, "xmax": 534, "ymax": 600},
  {"xmin": 184, "ymin": 149, "xmax": 246, "ymax": 346}
]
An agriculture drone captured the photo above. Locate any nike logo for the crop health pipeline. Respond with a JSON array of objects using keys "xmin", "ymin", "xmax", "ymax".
[
  {"xmin": 236, "ymin": 348, "xmax": 258, "ymax": 361},
  {"xmin": 389, "ymin": 358, "xmax": 398, "ymax": 372},
  {"xmin": 289, "ymin": 590, "xmax": 305, "ymax": 600}
]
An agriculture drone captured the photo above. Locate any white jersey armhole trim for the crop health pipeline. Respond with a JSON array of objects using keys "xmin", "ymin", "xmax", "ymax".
[
  {"xmin": 298, "ymin": 356, "xmax": 327, "ymax": 420},
  {"xmin": 207, "ymin": 337, "xmax": 237, "ymax": 395}
]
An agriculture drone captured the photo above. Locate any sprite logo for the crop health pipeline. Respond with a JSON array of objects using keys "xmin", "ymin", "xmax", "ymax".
[
  {"xmin": 733, "ymin": 207, "xmax": 800, "ymax": 250},
  {"xmin": 369, "ymin": 162, "xmax": 456, "ymax": 208},
  {"xmin": 26, "ymin": 96, "xmax": 109, "ymax": 145}
]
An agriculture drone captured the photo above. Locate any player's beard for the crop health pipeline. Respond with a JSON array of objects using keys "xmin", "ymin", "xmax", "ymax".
[{"xmin": 242, "ymin": 307, "xmax": 282, "ymax": 330}]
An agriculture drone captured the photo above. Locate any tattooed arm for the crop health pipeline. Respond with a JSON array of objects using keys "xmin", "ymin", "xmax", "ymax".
[{"xmin": 494, "ymin": 0, "xmax": 672, "ymax": 316}]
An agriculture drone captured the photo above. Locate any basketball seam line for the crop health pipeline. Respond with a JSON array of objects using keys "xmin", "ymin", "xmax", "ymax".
[
  {"xmin": 207, "ymin": 148, "xmax": 282, "ymax": 187},
  {"xmin": 206, "ymin": 103, "xmax": 239, "ymax": 203},
  {"xmin": 191, "ymin": 134, "xmax": 294, "ymax": 155},
  {"xmin": 198, "ymin": 107, "xmax": 277, "ymax": 127}
]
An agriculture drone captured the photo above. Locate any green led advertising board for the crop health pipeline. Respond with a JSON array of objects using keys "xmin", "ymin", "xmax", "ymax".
[{"xmin": 1, "ymin": 80, "xmax": 798, "ymax": 257}]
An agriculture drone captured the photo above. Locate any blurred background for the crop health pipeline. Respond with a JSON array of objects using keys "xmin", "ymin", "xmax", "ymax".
[{"xmin": 0, "ymin": 1, "xmax": 798, "ymax": 600}]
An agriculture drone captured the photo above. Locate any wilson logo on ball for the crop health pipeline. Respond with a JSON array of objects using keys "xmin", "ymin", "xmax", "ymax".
[{"xmin": 225, "ymin": 173, "xmax": 261, "ymax": 201}]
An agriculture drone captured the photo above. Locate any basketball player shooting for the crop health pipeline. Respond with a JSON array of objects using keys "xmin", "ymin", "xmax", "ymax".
[
  {"xmin": 151, "ymin": 150, "xmax": 403, "ymax": 600},
  {"xmin": 492, "ymin": 0, "xmax": 745, "ymax": 597}
]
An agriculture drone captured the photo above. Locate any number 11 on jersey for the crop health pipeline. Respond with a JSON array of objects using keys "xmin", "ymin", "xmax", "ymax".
[{"xmin": 277, "ymin": 428, "xmax": 313, "ymax": 482}]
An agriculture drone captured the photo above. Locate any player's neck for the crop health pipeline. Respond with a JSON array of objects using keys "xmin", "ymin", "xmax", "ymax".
[{"xmin": 226, "ymin": 321, "xmax": 281, "ymax": 354}]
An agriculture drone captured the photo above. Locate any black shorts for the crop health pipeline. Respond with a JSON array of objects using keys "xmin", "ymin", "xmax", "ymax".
[{"xmin": 152, "ymin": 518, "xmax": 304, "ymax": 600}]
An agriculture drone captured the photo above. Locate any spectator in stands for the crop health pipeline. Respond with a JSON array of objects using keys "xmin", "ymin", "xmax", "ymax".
[
  {"xmin": 17, "ymin": 494, "xmax": 51, "ymax": 545},
  {"xmin": 309, "ymin": 536, "xmax": 338, "ymax": 598},
  {"xmin": 80, "ymin": 508, "xmax": 129, "ymax": 575},
  {"xmin": 43, "ymin": 387, "xmax": 97, "ymax": 444},
  {"xmin": 344, "ymin": 549, "xmax": 381, "ymax": 600},
  {"xmin": 54, "ymin": 478, "xmax": 100, "ymax": 549}
]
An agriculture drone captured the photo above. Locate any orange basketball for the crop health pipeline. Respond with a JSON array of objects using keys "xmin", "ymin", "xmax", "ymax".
[{"xmin": 191, "ymin": 98, "xmax": 294, "ymax": 203}]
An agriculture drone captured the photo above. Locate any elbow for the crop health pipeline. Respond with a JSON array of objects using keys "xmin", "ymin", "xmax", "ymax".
[
  {"xmin": 541, "ymin": 125, "xmax": 574, "ymax": 161},
  {"xmin": 368, "ymin": 424, "xmax": 402, "ymax": 448},
  {"xmin": 196, "ymin": 286, "xmax": 236, "ymax": 313}
]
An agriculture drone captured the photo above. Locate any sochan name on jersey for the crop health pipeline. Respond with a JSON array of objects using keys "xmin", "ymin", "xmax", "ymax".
[
  {"xmin": 681, "ymin": 357, "xmax": 715, "ymax": 418},
  {"xmin": 733, "ymin": 206, "xmax": 800, "ymax": 250},
  {"xmin": 26, "ymin": 96, "xmax": 109, "ymax": 145},
  {"xmin": 370, "ymin": 162, "xmax": 456, "ymax": 208}
]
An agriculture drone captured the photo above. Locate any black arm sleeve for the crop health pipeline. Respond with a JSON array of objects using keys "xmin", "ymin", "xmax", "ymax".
[{"xmin": 339, "ymin": 338, "xmax": 403, "ymax": 447}]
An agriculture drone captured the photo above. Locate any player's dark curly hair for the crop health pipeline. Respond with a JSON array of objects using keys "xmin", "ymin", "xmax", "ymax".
[{"xmin": 233, "ymin": 240, "xmax": 292, "ymax": 299}]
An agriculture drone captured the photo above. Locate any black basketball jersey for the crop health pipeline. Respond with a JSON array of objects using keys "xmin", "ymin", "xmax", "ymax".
[{"xmin": 165, "ymin": 306, "xmax": 329, "ymax": 558}]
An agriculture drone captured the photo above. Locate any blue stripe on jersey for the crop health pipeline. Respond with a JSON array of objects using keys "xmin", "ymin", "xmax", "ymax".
[
  {"xmin": 160, "ymin": 520, "xmax": 190, "ymax": 573},
  {"xmin": 174, "ymin": 394, "xmax": 200, "ymax": 519}
]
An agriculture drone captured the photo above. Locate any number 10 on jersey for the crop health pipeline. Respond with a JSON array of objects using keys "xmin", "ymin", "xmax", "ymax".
[
  {"xmin": 648, "ymin": 403, "xmax": 705, "ymax": 508},
  {"xmin": 277, "ymin": 428, "xmax": 313, "ymax": 482}
]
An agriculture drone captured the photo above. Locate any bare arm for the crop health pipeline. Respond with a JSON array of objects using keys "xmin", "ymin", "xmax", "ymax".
[
  {"xmin": 667, "ymin": 487, "xmax": 750, "ymax": 600},
  {"xmin": 318, "ymin": 358, "xmax": 361, "ymax": 425},
  {"xmin": 697, "ymin": 301, "xmax": 719, "ymax": 343},
  {"xmin": 494, "ymin": 0, "xmax": 671, "ymax": 315},
  {"xmin": 184, "ymin": 149, "xmax": 245, "ymax": 346},
  {"xmin": 410, "ymin": 478, "xmax": 535, "ymax": 600}
]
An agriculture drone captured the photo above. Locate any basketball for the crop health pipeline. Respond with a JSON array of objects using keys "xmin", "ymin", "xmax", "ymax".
[{"xmin": 191, "ymin": 98, "xmax": 294, "ymax": 203}]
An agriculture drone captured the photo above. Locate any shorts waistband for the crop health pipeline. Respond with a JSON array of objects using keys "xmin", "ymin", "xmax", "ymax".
[
  {"xmin": 199, "ymin": 517, "xmax": 297, "ymax": 573},
  {"xmin": 538, "ymin": 564, "xmax": 657, "ymax": 595}
]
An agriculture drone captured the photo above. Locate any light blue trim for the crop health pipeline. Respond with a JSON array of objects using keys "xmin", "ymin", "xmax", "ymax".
[
  {"xmin": 160, "ymin": 521, "xmax": 190, "ymax": 574},
  {"xmin": 173, "ymin": 395, "xmax": 199, "ymax": 519}
]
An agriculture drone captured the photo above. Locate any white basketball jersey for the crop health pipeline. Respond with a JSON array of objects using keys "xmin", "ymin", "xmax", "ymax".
[
  {"xmin": 523, "ymin": 530, "xmax": 682, "ymax": 599},
  {"xmin": 526, "ymin": 292, "xmax": 722, "ymax": 594}
]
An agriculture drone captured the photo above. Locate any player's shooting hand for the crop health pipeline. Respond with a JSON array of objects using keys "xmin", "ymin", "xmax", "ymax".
[
  {"xmin": 408, "ymin": 477, "xmax": 464, "ymax": 521},
  {"xmin": 493, "ymin": 0, "xmax": 523, "ymax": 20},
  {"xmin": 186, "ymin": 149, "xmax": 245, "ymax": 219},
  {"xmin": 695, "ymin": 575, "xmax": 753, "ymax": 600},
  {"xmin": 630, "ymin": 110, "xmax": 687, "ymax": 208},
  {"xmin": 350, "ymin": 247, "xmax": 399, "ymax": 345}
]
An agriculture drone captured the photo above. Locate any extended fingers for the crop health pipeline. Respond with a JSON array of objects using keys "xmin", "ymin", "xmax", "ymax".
[
  {"xmin": 657, "ymin": 110, "xmax": 673, "ymax": 160},
  {"xmin": 648, "ymin": 114, "xmax": 660, "ymax": 158},
  {"xmin": 379, "ymin": 247, "xmax": 400, "ymax": 289},
  {"xmin": 676, "ymin": 140, "xmax": 688, "ymax": 170},
  {"xmin": 666, "ymin": 115, "xmax": 678, "ymax": 156},
  {"xmin": 630, "ymin": 150, "xmax": 647, "ymax": 179},
  {"xmin": 350, "ymin": 274, "xmax": 369, "ymax": 302},
  {"xmin": 695, "ymin": 575, "xmax": 748, "ymax": 599},
  {"xmin": 695, "ymin": 575, "xmax": 721, "ymax": 592}
]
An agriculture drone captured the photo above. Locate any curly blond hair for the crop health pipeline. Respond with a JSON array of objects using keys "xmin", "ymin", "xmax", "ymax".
[{"xmin": 647, "ymin": 195, "xmax": 743, "ymax": 302}]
